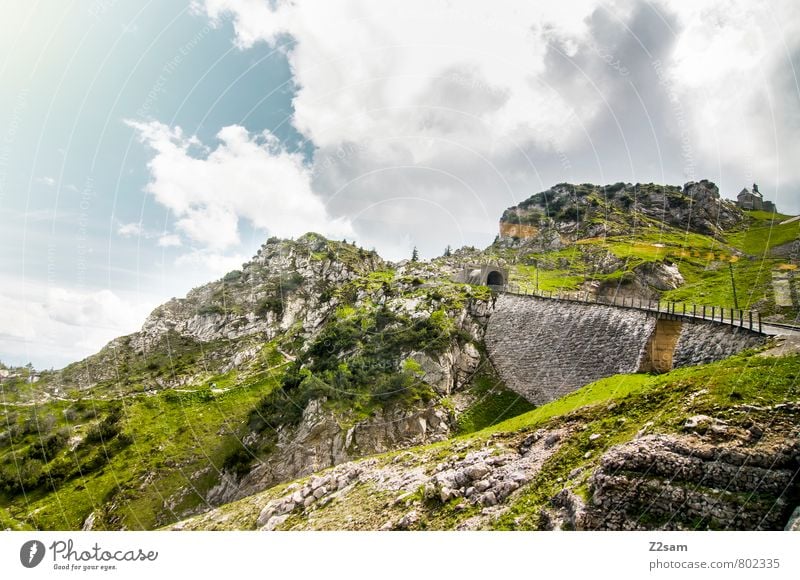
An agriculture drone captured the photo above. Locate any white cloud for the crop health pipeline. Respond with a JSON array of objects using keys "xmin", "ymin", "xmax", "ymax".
[
  {"xmin": 662, "ymin": 0, "xmax": 800, "ymax": 187},
  {"xmin": 202, "ymin": 0, "xmax": 800, "ymax": 183},
  {"xmin": 127, "ymin": 120, "xmax": 353, "ymax": 251},
  {"xmin": 175, "ymin": 248, "xmax": 248, "ymax": 278},
  {"xmin": 0, "ymin": 281, "xmax": 155, "ymax": 369},
  {"xmin": 203, "ymin": 0, "xmax": 601, "ymax": 155},
  {"xmin": 117, "ymin": 222, "xmax": 143, "ymax": 237},
  {"xmin": 157, "ymin": 233, "xmax": 182, "ymax": 247},
  {"xmin": 187, "ymin": 0, "xmax": 800, "ymax": 260}
]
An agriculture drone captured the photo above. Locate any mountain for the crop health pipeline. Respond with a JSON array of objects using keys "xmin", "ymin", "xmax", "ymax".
[
  {"xmin": 1, "ymin": 181, "xmax": 798, "ymax": 531},
  {"xmin": 499, "ymin": 180, "xmax": 743, "ymax": 243}
]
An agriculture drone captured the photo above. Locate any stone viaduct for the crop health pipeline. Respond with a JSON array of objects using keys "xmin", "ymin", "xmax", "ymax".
[{"xmin": 485, "ymin": 293, "xmax": 769, "ymax": 405}]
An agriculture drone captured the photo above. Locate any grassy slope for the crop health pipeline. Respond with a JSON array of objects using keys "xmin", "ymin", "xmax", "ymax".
[
  {"xmin": 0, "ymin": 348, "xmax": 286, "ymax": 530},
  {"xmin": 0, "ymin": 274, "xmax": 503, "ymax": 531},
  {"xmin": 174, "ymin": 349, "xmax": 799, "ymax": 531},
  {"xmin": 502, "ymin": 210, "xmax": 798, "ymax": 316}
]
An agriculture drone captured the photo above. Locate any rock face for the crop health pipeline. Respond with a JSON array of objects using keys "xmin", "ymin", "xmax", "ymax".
[
  {"xmin": 498, "ymin": 180, "xmax": 744, "ymax": 243},
  {"xmin": 485, "ymin": 294, "xmax": 766, "ymax": 404},
  {"xmin": 132, "ymin": 234, "xmax": 384, "ymax": 352},
  {"xmin": 181, "ymin": 426, "xmax": 567, "ymax": 532},
  {"xmin": 583, "ymin": 434, "xmax": 800, "ymax": 530},
  {"xmin": 596, "ymin": 261, "xmax": 685, "ymax": 301},
  {"xmin": 175, "ymin": 399, "xmax": 800, "ymax": 532},
  {"xmin": 208, "ymin": 400, "xmax": 453, "ymax": 506},
  {"xmin": 204, "ymin": 288, "xmax": 492, "ymax": 507}
]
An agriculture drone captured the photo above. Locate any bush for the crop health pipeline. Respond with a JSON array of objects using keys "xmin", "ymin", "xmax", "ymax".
[
  {"xmin": 223, "ymin": 270, "xmax": 243, "ymax": 283},
  {"xmin": 85, "ymin": 406, "xmax": 124, "ymax": 444},
  {"xmin": 221, "ymin": 445, "xmax": 253, "ymax": 478},
  {"xmin": 0, "ymin": 458, "xmax": 43, "ymax": 494},
  {"xmin": 198, "ymin": 304, "xmax": 225, "ymax": 316},
  {"xmin": 29, "ymin": 429, "xmax": 68, "ymax": 463},
  {"xmin": 256, "ymin": 296, "xmax": 284, "ymax": 318}
]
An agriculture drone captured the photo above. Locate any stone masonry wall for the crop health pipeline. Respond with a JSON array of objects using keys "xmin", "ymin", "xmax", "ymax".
[
  {"xmin": 673, "ymin": 321, "xmax": 764, "ymax": 367},
  {"xmin": 486, "ymin": 294, "xmax": 767, "ymax": 405},
  {"xmin": 485, "ymin": 294, "xmax": 655, "ymax": 404}
]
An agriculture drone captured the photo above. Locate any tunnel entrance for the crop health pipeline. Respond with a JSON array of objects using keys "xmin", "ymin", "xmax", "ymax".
[
  {"xmin": 486, "ymin": 270, "xmax": 505, "ymax": 287},
  {"xmin": 453, "ymin": 264, "xmax": 508, "ymax": 287}
]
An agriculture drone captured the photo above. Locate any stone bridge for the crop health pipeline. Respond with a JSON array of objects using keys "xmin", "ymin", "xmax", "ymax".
[{"xmin": 485, "ymin": 292, "xmax": 771, "ymax": 405}]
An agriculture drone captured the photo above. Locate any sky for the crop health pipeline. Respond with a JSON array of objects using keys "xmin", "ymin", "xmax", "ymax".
[{"xmin": 0, "ymin": 0, "xmax": 798, "ymax": 369}]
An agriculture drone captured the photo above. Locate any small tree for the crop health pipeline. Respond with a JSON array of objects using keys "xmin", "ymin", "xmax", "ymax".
[
  {"xmin": 443, "ymin": 245, "xmax": 452, "ymax": 257},
  {"xmin": 411, "ymin": 246, "xmax": 419, "ymax": 262}
]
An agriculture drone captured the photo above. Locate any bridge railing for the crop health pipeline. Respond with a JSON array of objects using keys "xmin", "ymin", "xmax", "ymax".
[{"xmin": 503, "ymin": 283, "xmax": 763, "ymax": 333}]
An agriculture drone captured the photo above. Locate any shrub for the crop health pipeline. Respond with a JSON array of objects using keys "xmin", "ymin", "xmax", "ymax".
[
  {"xmin": 198, "ymin": 304, "xmax": 225, "ymax": 316},
  {"xmin": 29, "ymin": 429, "xmax": 68, "ymax": 463},
  {"xmin": 223, "ymin": 270, "xmax": 243, "ymax": 283},
  {"xmin": 222, "ymin": 446, "xmax": 254, "ymax": 478},
  {"xmin": 256, "ymin": 296, "xmax": 284, "ymax": 318}
]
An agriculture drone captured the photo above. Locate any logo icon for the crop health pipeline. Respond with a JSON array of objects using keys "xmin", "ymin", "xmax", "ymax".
[{"xmin": 20, "ymin": 540, "xmax": 46, "ymax": 568}]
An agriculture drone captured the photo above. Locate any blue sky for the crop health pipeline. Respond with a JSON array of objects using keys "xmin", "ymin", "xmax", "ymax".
[
  {"xmin": 0, "ymin": 1, "xmax": 299, "ymax": 367},
  {"xmin": 1, "ymin": 0, "xmax": 798, "ymax": 369}
]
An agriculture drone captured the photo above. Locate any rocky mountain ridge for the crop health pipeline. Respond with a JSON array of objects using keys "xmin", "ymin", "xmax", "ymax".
[
  {"xmin": 1, "ymin": 180, "xmax": 797, "ymax": 531},
  {"xmin": 499, "ymin": 180, "xmax": 744, "ymax": 248}
]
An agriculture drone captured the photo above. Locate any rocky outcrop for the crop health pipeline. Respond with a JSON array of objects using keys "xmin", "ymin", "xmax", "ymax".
[
  {"xmin": 171, "ymin": 377, "xmax": 800, "ymax": 532},
  {"xmin": 178, "ymin": 426, "xmax": 567, "ymax": 531},
  {"xmin": 132, "ymin": 234, "xmax": 383, "ymax": 352},
  {"xmin": 583, "ymin": 433, "xmax": 800, "ymax": 530},
  {"xmin": 208, "ymin": 399, "xmax": 454, "ymax": 507},
  {"xmin": 498, "ymin": 180, "xmax": 744, "ymax": 243},
  {"xmin": 595, "ymin": 260, "xmax": 684, "ymax": 301}
]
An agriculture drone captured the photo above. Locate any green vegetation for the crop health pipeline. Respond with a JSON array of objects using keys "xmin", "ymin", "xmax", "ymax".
[
  {"xmin": 456, "ymin": 373, "xmax": 535, "ymax": 434},
  {"xmin": 172, "ymin": 350, "xmax": 800, "ymax": 531},
  {"xmin": 487, "ymin": 373, "xmax": 654, "ymax": 434},
  {"xmin": 3, "ymin": 207, "xmax": 798, "ymax": 532},
  {"xmin": 249, "ymin": 303, "xmax": 453, "ymax": 433},
  {"xmin": 0, "ymin": 359, "xmax": 286, "ymax": 530},
  {"xmin": 493, "ymin": 351, "xmax": 798, "ymax": 529},
  {"xmin": 727, "ymin": 211, "xmax": 800, "ymax": 255}
]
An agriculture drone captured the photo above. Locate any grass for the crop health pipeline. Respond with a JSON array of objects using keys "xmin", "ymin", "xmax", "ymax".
[
  {"xmin": 487, "ymin": 373, "xmax": 654, "ymax": 434},
  {"xmin": 502, "ymin": 214, "xmax": 795, "ymax": 316},
  {"xmin": 492, "ymin": 352, "xmax": 800, "ymax": 529},
  {"xmin": 455, "ymin": 374, "xmax": 535, "ymax": 434},
  {"xmin": 511, "ymin": 265, "xmax": 585, "ymax": 293},
  {"xmin": 661, "ymin": 256, "xmax": 775, "ymax": 310},
  {"xmin": 0, "ymin": 363, "xmax": 285, "ymax": 530},
  {"xmin": 171, "ymin": 352, "xmax": 800, "ymax": 531},
  {"xmin": 727, "ymin": 211, "xmax": 800, "ymax": 255}
]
